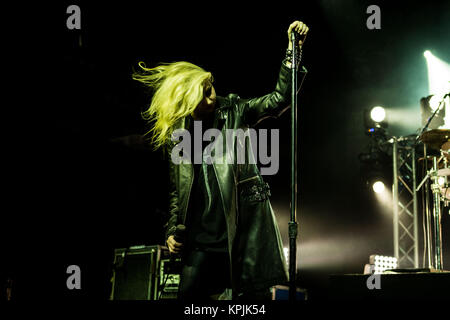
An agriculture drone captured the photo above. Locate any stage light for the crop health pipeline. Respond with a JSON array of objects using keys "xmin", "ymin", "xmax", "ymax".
[
  {"xmin": 438, "ymin": 176, "xmax": 446, "ymax": 186},
  {"xmin": 423, "ymin": 50, "xmax": 450, "ymax": 96},
  {"xmin": 364, "ymin": 106, "xmax": 388, "ymax": 136},
  {"xmin": 370, "ymin": 106, "xmax": 386, "ymax": 123},
  {"xmin": 369, "ymin": 254, "xmax": 398, "ymax": 274},
  {"xmin": 372, "ymin": 180, "xmax": 385, "ymax": 193},
  {"xmin": 373, "ymin": 181, "xmax": 393, "ymax": 212},
  {"xmin": 423, "ymin": 51, "xmax": 450, "ymax": 128}
]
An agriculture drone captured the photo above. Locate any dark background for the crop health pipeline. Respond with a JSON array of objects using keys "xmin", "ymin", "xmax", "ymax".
[{"xmin": 2, "ymin": 0, "xmax": 450, "ymax": 300}]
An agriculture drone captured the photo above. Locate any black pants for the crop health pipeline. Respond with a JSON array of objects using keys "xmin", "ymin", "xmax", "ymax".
[
  {"xmin": 178, "ymin": 249, "xmax": 231, "ymax": 300},
  {"xmin": 177, "ymin": 249, "xmax": 273, "ymax": 301}
]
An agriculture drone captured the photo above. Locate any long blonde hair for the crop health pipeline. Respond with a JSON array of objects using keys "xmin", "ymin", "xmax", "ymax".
[{"xmin": 132, "ymin": 61, "xmax": 213, "ymax": 150}]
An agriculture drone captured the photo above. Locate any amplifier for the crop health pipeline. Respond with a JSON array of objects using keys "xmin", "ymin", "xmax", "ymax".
[
  {"xmin": 159, "ymin": 258, "xmax": 182, "ymax": 299},
  {"xmin": 110, "ymin": 245, "xmax": 180, "ymax": 300}
]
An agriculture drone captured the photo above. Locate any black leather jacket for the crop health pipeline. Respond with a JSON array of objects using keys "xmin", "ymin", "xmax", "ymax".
[{"xmin": 165, "ymin": 62, "xmax": 291, "ymax": 293}]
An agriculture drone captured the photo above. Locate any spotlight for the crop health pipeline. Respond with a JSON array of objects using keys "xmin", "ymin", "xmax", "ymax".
[
  {"xmin": 369, "ymin": 254, "xmax": 398, "ymax": 274},
  {"xmin": 423, "ymin": 50, "xmax": 450, "ymax": 103},
  {"xmin": 422, "ymin": 51, "xmax": 450, "ymax": 128},
  {"xmin": 370, "ymin": 106, "xmax": 386, "ymax": 123},
  {"xmin": 372, "ymin": 181, "xmax": 385, "ymax": 193},
  {"xmin": 364, "ymin": 106, "xmax": 388, "ymax": 136}
]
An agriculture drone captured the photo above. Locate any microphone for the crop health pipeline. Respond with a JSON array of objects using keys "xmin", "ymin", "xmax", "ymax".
[
  {"xmin": 173, "ymin": 224, "xmax": 186, "ymax": 244},
  {"xmin": 290, "ymin": 29, "xmax": 300, "ymax": 42},
  {"xmin": 169, "ymin": 224, "xmax": 186, "ymax": 272},
  {"xmin": 170, "ymin": 224, "xmax": 186, "ymax": 257}
]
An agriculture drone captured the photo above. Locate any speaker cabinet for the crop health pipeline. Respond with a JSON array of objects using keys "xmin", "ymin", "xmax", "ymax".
[{"xmin": 110, "ymin": 245, "xmax": 180, "ymax": 300}]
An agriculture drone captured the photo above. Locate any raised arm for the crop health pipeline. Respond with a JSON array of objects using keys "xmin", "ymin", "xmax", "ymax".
[{"xmin": 240, "ymin": 20, "xmax": 309, "ymax": 126}]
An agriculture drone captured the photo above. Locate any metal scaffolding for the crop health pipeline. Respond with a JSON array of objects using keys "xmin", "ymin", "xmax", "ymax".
[{"xmin": 392, "ymin": 137, "xmax": 419, "ymax": 268}]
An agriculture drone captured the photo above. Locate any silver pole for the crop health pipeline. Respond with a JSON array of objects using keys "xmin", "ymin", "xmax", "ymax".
[
  {"xmin": 424, "ymin": 145, "xmax": 433, "ymax": 268},
  {"xmin": 392, "ymin": 138, "xmax": 399, "ymax": 262},
  {"xmin": 412, "ymin": 147, "xmax": 419, "ymax": 268},
  {"xmin": 288, "ymin": 32, "xmax": 299, "ymax": 301},
  {"xmin": 431, "ymin": 157, "xmax": 443, "ymax": 270}
]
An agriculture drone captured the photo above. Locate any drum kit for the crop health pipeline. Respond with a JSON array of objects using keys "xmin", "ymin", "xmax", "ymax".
[{"xmin": 417, "ymin": 129, "xmax": 450, "ymax": 270}]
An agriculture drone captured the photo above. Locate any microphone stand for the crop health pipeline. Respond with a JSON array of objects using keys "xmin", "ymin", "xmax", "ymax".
[{"xmin": 288, "ymin": 31, "xmax": 304, "ymax": 301}]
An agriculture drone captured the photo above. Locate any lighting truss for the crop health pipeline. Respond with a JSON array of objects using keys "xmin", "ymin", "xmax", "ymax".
[{"xmin": 391, "ymin": 137, "xmax": 419, "ymax": 268}]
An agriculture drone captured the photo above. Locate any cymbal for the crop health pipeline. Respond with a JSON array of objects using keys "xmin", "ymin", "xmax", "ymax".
[
  {"xmin": 442, "ymin": 141, "xmax": 450, "ymax": 151},
  {"xmin": 419, "ymin": 129, "xmax": 450, "ymax": 150}
]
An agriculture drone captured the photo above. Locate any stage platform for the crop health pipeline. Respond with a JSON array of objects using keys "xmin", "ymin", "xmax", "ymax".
[{"xmin": 329, "ymin": 270, "xmax": 450, "ymax": 300}]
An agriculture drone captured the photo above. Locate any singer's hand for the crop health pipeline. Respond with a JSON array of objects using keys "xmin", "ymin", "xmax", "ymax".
[
  {"xmin": 287, "ymin": 20, "xmax": 309, "ymax": 49},
  {"xmin": 167, "ymin": 235, "xmax": 183, "ymax": 254}
]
